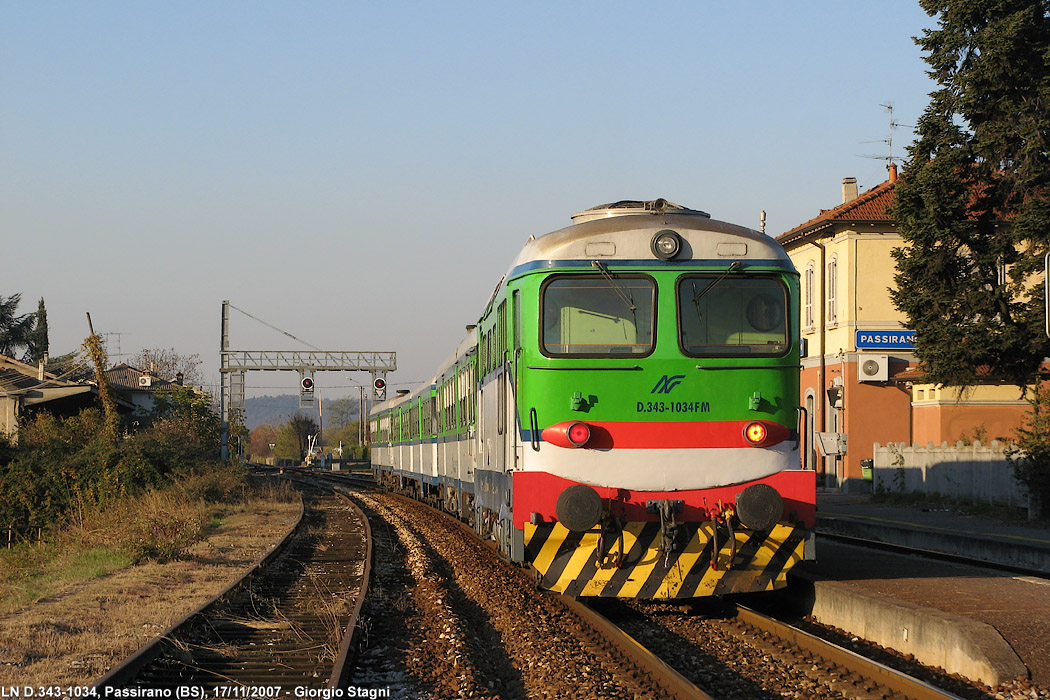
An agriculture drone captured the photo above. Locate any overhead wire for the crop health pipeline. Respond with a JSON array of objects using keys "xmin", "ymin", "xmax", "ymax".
[{"xmin": 226, "ymin": 302, "xmax": 323, "ymax": 351}]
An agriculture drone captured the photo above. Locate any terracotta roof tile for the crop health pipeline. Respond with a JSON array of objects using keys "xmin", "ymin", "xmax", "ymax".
[
  {"xmin": 104, "ymin": 363, "xmax": 173, "ymax": 391},
  {"xmin": 778, "ymin": 179, "xmax": 897, "ymax": 244}
]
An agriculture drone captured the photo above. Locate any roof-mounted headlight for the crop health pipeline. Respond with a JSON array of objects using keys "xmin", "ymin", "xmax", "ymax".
[{"xmin": 651, "ymin": 229, "xmax": 682, "ymax": 260}]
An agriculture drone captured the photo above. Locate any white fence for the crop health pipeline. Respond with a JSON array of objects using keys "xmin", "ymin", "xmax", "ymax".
[{"xmin": 872, "ymin": 441, "xmax": 1027, "ymax": 507}]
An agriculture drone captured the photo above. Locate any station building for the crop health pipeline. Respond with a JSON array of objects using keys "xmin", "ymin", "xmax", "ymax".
[{"xmin": 776, "ymin": 164, "xmax": 1031, "ymax": 491}]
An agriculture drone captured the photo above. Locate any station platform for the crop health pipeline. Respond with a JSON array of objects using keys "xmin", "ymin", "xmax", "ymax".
[
  {"xmin": 781, "ymin": 493, "xmax": 1050, "ymax": 688},
  {"xmin": 815, "ymin": 492, "xmax": 1050, "ymax": 574}
]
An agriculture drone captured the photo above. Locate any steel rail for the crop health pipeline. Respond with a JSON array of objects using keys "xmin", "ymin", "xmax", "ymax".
[
  {"xmin": 92, "ymin": 492, "xmax": 306, "ymax": 691},
  {"xmin": 378, "ymin": 487, "xmax": 714, "ymax": 700},
  {"xmin": 564, "ymin": 597, "xmax": 716, "ymax": 700},
  {"xmin": 94, "ymin": 479, "xmax": 372, "ymax": 692},
  {"xmin": 735, "ymin": 604, "xmax": 967, "ymax": 700},
  {"xmin": 816, "ymin": 529, "xmax": 1050, "ymax": 580},
  {"xmin": 328, "ymin": 490, "xmax": 373, "ymax": 688}
]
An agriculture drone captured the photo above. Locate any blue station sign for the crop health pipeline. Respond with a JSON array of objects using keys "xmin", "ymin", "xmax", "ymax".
[{"xmin": 855, "ymin": 329, "xmax": 916, "ymax": 350}]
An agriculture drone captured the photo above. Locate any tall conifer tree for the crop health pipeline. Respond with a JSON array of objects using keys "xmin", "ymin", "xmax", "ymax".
[
  {"xmin": 890, "ymin": 0, "xmax": 1050, "ymax": 388},
  {"xmin": 28, "ymin": 298, "xmax": 48, "ymax": 365}
]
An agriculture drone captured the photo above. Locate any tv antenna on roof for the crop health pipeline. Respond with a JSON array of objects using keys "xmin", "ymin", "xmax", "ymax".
[
  {"xmin": 860, "ymin": 103, "xmax": 912, "ymax": 165},
  {"xmin": 102, "ymin": 332, "xmax": 129, "ymax": 358}
]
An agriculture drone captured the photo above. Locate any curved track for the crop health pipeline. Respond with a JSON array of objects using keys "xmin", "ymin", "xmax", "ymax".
[
  {"xmin": 93, "ymin": 479, "xmax": 371, "ymax": 693},
  {"xmin": 296, "ymin": 468, "xmax": 969, "ymax": 698}
]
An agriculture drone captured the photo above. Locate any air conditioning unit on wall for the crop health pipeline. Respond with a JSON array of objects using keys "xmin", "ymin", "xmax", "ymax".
[
  {"xmin": 139, "ymin": 375, "xmax": 152, "ymax": 387},
  {"xmin": 858, "ymin": 355, "xmax": 889, "ymax": 382}
]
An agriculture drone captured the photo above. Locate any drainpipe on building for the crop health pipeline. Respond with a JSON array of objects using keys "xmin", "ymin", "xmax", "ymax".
[
  {"xmin": 810, "ymin": 238, "xmax": 827, "ymax": 482},
  {"xmin": 897, "ymin": 382, "xmax": 914, "ymax": 446},
  {"xmin": 839, "ymin": 349, "xmax": 847, "ymax": 488}
]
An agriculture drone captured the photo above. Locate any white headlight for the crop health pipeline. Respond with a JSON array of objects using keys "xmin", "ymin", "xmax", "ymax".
[{"xmin": 651, "ymin": 230, "xmax": 682, "ymax": 260}]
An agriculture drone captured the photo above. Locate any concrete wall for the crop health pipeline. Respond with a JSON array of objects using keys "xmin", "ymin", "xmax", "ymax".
[
  {"xmin": 1, "ymin": 394, "xmax": 22, "ymax": 442},
  {"xmin": 872, "ymin": 441, "xmax": 1027, "ymax": 507},
  {"xmin": 784, "ymin": 572, "xmax": 1028, "ymax": 686}
]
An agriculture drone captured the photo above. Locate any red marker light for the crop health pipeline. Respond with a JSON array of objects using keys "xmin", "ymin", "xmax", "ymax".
[
  {"xmin": 744, "ymin": 421, "xmax": 769, "ymax": 445},
  {"xmin": 566, "ymin": 422, "xmax": 591, "ymax": 447}
]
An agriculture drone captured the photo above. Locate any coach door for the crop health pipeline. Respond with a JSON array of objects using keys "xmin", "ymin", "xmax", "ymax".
[
  {"xmin": 512, "ymin": 290, "xmax": 521, "ymax": 469},
  {"xmin": 497, "ymin": 300, "xmax": 508, "ymax": 470}
]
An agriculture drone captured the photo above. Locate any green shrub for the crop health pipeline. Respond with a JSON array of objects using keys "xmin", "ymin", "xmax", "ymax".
[
  {"xmin": 176, "ymin": 462, "xmax": 249, "ymax": 504},
  {"xmin": 0, "ymin": 390, "xmax": 228, "ymax": 532},
  {"xmin": 119, "ymin": 490, "xmax": 206, "ymax": 564},
  {"xmin": 1007, "ymin": 383, "xmax": 1050, "ymax": 519}
]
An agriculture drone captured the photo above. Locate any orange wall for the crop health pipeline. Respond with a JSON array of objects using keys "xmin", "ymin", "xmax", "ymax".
[
  {"xmin": 801, "ymin": 360, "xmax": 912, "ymax": 485},
  {"xmin": 912, "ymin": 404, "xmax": 1027, "ymax": 445},
  {"xmin": 840, "ymin": 363, "xmax": 912, "ymax": 479}
]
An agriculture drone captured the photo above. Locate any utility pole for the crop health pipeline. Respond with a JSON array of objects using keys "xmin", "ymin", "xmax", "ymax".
[
  {"xmin": 220, "ymin": 301, "xmax": 231, "ymax": 461},
  {"xmin": 85, "ymin": 312, "xmax": 118, "ymax": 439}
]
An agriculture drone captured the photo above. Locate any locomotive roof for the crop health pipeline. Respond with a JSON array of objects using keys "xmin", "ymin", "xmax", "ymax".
[{"xmin": 508, "ymin": 205, "xmax": 793, "ymax": 277}]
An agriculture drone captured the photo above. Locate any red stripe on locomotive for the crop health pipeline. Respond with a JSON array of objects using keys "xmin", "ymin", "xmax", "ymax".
[{"xmin": 512, "ymin": 469, "xmax": 816, "ymax": 530}]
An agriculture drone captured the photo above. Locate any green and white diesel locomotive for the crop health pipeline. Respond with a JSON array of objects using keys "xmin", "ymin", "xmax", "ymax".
[{"xmin": 370, "ymin": 199, "xmax": 815, "ymax": 599}]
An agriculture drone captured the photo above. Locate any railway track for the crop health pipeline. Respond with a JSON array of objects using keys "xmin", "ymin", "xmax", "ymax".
[
  {"xmin": 733, "ymin": 604, "xmax": 966, "ymax": 700},
  {"xmin": 238, "ymin": 471, "xmax": 982, "ymax": 699},
  {"xmin": 816, "ymin": 528, "xmax": 1050, "ymax": 580},
  {"xmin": 339, "ymin": 479, "xmax": 950, "ymax": 699},
  {"xmin": 595, "ymin": 597, "xmax": 971, "ymax": 700},
  {"xmin": 359, "ymin": 476, "xmax": 987, "ymax": 699},
  {"xmin": 93, "ymin": 480, "xmax": 370, "ymax": 693},
  {"xmin": 342, "ymin": 486, "xmax": 714, "ymax": 698}
]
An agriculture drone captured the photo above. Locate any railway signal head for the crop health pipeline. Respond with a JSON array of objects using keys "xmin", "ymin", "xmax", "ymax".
[
  {"xmin": 373, "ymin": 376, "xmax": 387, "ymax": 399},
  {"xmin": 301, "ymin": 376, "xmax": 314, "ymax": 392}
]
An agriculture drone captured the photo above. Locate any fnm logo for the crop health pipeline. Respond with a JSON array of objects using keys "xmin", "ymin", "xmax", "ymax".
[{"xmin": 651, "ymin": 374, "xmax": 685, "ymax": 394}]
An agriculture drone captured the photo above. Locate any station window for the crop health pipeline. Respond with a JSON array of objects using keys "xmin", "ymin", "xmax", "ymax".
[
  {"xmin": 540, "ymin": 275, "xmax": 656, "ymax": 357},
  {"xmin": 827, "ymin": 256, "xmax": 838, "ymax": 325},
  {"xmin": 677, "ymin": 275, "xmax": 788, "ymax": 357},
  {"xmin": 804, "ymin": 263, "xmax": 814, "ymax": 328}
]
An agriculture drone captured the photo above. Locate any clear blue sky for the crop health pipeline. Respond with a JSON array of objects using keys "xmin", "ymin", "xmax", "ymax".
[{"xmin": 3, "ymin": 2, "xmax": 937, "ymax": 401}]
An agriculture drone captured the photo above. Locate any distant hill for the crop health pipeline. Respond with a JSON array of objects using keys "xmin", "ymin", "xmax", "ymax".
[{"xmin": 242, "ymin": 394, "xmax": 362, "ymax": 431}]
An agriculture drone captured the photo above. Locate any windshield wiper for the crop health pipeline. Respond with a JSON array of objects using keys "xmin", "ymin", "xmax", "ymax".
[
  {"xmin": 592, "ymin": 260, "xmax": 637, "ymax": 312},
  {"xmin": 691, "ymin": 261, "xmax": 742, "ymax": 323}
]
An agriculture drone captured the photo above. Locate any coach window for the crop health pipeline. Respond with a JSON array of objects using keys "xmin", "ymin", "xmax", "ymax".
[
  {"xmin": 513, "ymin": 290, "xmax": 521, "ymax": 353},
  {"xmin": 678, "ymin": 275, "xmax": 788, "ymax": 356},
  {"xmin": 540, "ymin": 275, "xmax": 656, "ymax": 357}
]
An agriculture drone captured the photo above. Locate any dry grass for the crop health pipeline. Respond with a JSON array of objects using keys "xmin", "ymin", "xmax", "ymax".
[{"xmin": 0, "ymin": 479, "xmax": 299, "ymax": 686}]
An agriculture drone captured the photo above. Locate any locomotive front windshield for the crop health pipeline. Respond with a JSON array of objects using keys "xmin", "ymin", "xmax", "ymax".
[
  {"xmin": 678, "ymin": 275, "xmax": 788, "ymax": 356},
  {"xmin": 541, "ymin": 275, "xmax": 655, "ymax": 356}
]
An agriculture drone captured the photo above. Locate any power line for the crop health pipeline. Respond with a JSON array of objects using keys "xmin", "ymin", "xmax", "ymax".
[{"xmin": 226, "ymin": 303, "xmax": 322, "ymax": 351}]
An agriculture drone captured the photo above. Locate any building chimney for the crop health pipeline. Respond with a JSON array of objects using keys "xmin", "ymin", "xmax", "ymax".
[
  {"xmin": 888, "ymin": 162, "xmax": 898, "ymax": 183},
  {"xmin": 842, "ymin": 177, "xmax": 859, "ymax": 204}
]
